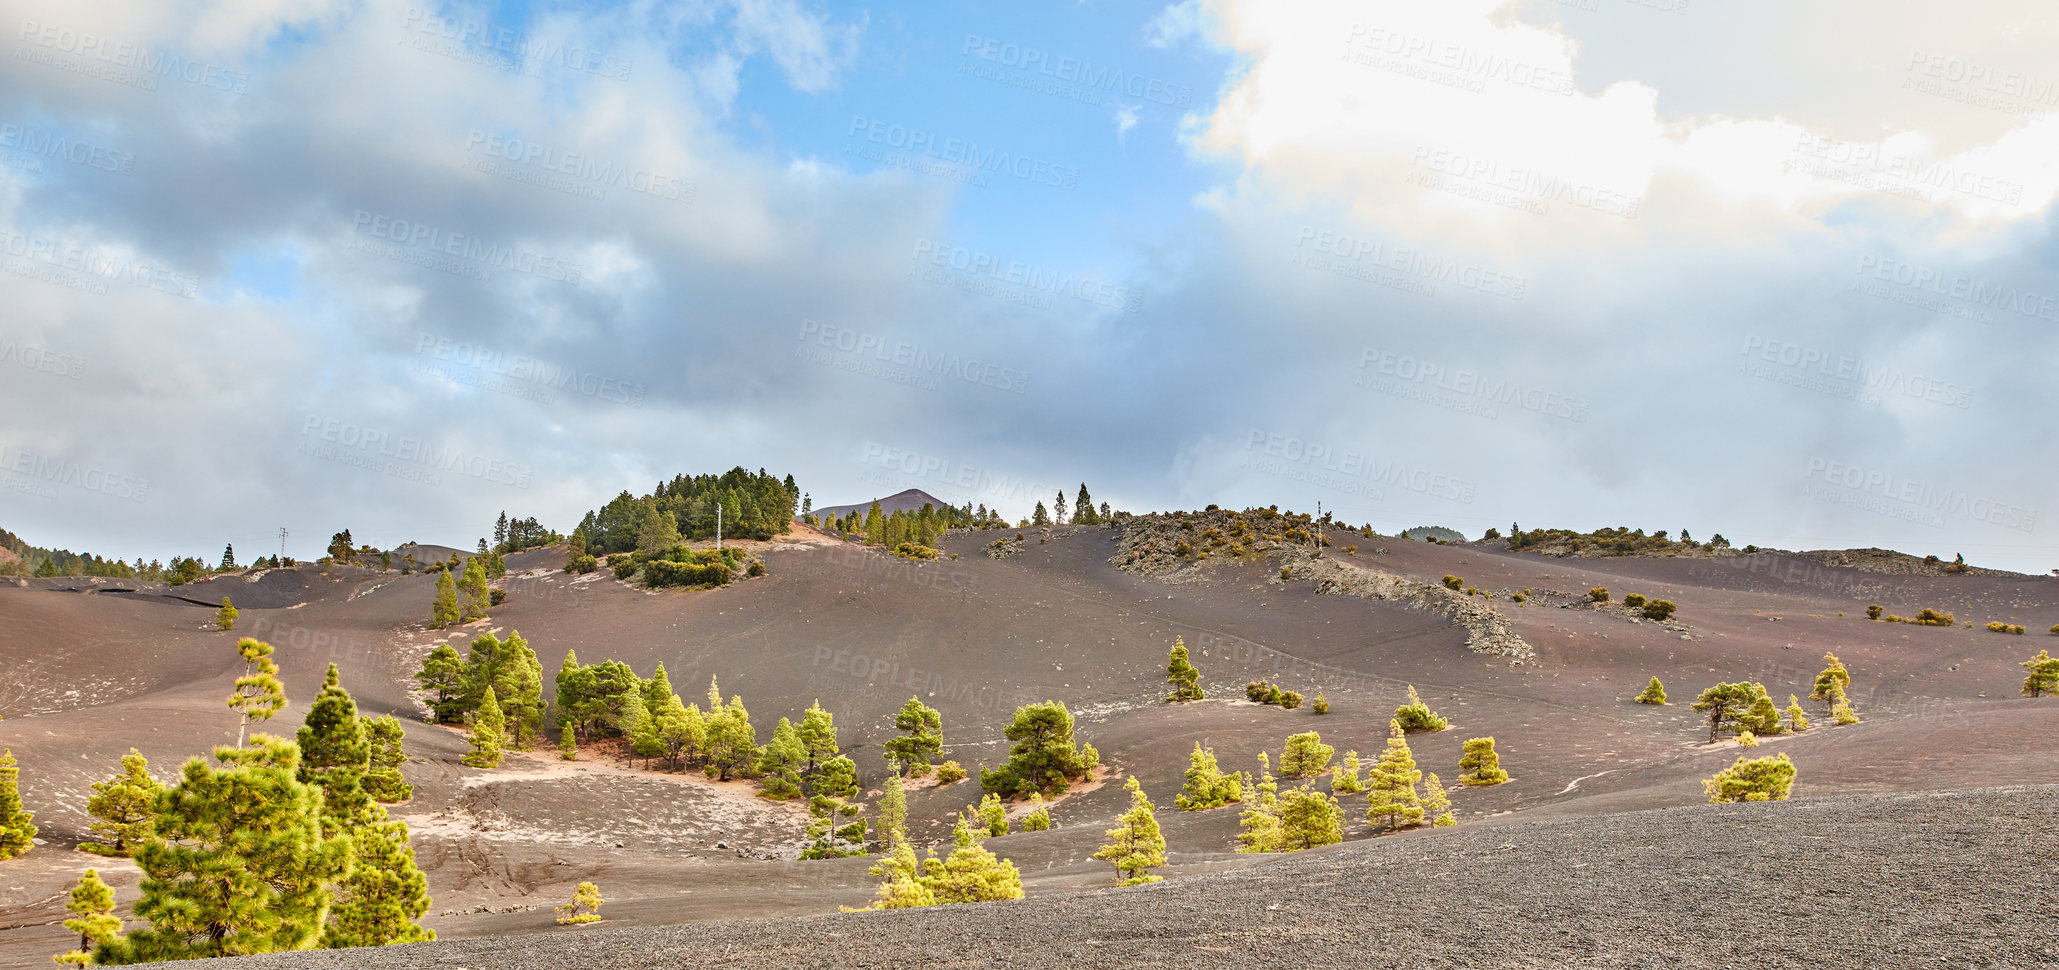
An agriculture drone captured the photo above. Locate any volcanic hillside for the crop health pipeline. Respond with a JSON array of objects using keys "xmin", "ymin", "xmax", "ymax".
[
  {"xmin": 1, "ymin": 513, "xmax": 2056, "ymax": 967},
  {"xmin": 812, "ymin": 488, "xmax": 953, "ymax": 520}
]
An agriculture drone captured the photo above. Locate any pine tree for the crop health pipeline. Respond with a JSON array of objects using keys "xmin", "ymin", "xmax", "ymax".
[
  {"xmin": 1236, "ymin": 754, "xmax": 1283, "ymax": 852},
  {"xmin": 491, "ymin": 632, "xmax": 544, "ymax": 748},
  {"xmin": 876, "ymin": 769, "xmax": 908, "ymax": 847},
  {"xmin": 815, "ymin": 755, "xmax": 859, "ymax": 800},
  {"xmin": 0, "ymin": 749, "xmax": 36, "ymax": 860},
  {"xmin": 1277, "ymin": 785, "xmax": 1344, "ymax": 850},
  {"xmin": 555, "ymin": 882, "xmax": 604, "ymax": 924},
  {"xmin": 1175, "ymin": 743, "xmax": 1243, "ymax": 810},
  {"xmin": 1785, "ymin": 695, "xmax": 1811, "ymax": 733},
  {"xmin": 1393, "ymin": 685, "xmax": 1448, "ymax": 732},
  {"xmin": 457, "ymin": 560, "xmax": 490, "ymax": 622},
  {"xmin": 2021, "ymin": 649, "xmax": 2059, "ymax": 698},
  {"xmin": 1280, "ymin": 731, "xmax": 1335, "ymax": 778},
  {"xmin": 1365, "ymin": 721, "xmax": 1424, "ymax": 831},
  {"xmin": 1165, "ymin": 637, "xmax": 1204, "ymax": 702},
  {"xmin": 1423, "ymin": 773, "xmax": 1456, "ymax": 826},
  {"xmin": 494, "ymin": 511, "xmax": 509, "ymax": 552},
  {"xmin": 798, "ymin": 700, "xmax": 839, "ymax": 774},
  {"xmin": 854, "ymin": 842, "xmax": 935, "ymax": 910},
  {"xmin": 885, "ymin": 696, "xmax": 943, "ymax": 772},
  {"xmin": 463, "ymin": 687, "xmax": 505, "ymax": 769},
  {"xmin": 1312, "ymin": 691, "xmax": 1330, "ymax": 715},
  {"xmin": 624, "ymin": 690, "xmax": 663, "ymax": 766},
  {"xmin": 228, "ymin": 637, "xmax": 286, "ymax": 749},
  {"xmin": 56, "ymin": 868, "xmax": 121, "ymax": 966},
  {"xmin": 1073, "ymin": 484, "xmax": 1097, "ymax": 524},
  {"xmin": 1020, "ymin": 792, "xmax": 1052, "ymax": 831},
  {"xmin": 296, "ymin": 664, "xmax": 369, "ymax": 780},
  {"xmin": 1635, "ymin": 677, "xmax": 1668, "ymax": 705},
  {"xmin": 969, "ymin": 793, "xmax": 1006, "ymax": 838},
  {"xmin": 1459, "ymin": 736, "xmax": 1509, "ymax": 786},
  {"xmin": 415, "ymin": 645, "xmax": 468, "ymax": 723},
  {"xmin": 1031, "ymin": 501, "xmax": 1050, "ymax": 527},
  {"xmin": 83, "ymin": 750, "xmax": 161, "ymax": 856},
  {"xmin": 215, "ymin": 597, "xmax": 237, "ymax": 631},
  {"xmin": 1740, "ymin": 686, "xmax": 1784, "ymax": 736},
  {"xmin": 1330, "ymin": 750, "xmax": 1364, "ymax": 795},
  {"xmin": 1704, "ymin": 753, "xmax": 1797, "ymax": 802},
  {"xmin": 321, "ymin": 808, "xmax": 434, "ymax": 948},
  {"xmin": 220, "ymin": 544, "xmax": 237, "ymax": 571},
  {"xmin": 1054, "ymin": 490, "xmax": 1068, "ymax": 525},
  {"xmin": 559, "ymin": 724, "xmax": 578, "ymax": 760},
  {"xmin": 703, "ymin": 688, "xmax": 758, "ymax": 782},
  {"xmin": 919, "ymin": 826, "xmax": 1024, "ymax": 904},
  {"xmin": 1811, "ymin": 653, "xmax": 1851, "ymax": 706},
  {"xmin": 1092, "ymin": 777, "xmax": 1166, "ymax": 884},
  {"xmin": 1693, "ymin": 682, "xmax": 1762, "ymax": 743},
  {"xmin": 362, "ymin": 715, "xmax": 412, "ymax": 802},
  {"xmin": 430, "ymin": 570, "xmax": 460, "ymax": 628},
  {"xmin": 800, "ymin": 792, "xmax": 868, "ymax": 860},
  {"xmin": 97, "ymin": 737, "xmax": 349, "ymax": 962},
  {"xmin": 553, "ymin": 649, "xmax": 587, "ymax": 736},
  {"xmin": 982, "ymin": 701, "xmax": 1095, "ymax": 798},
  {"xmin": 755, "ymin": 718, "xmax": 805, "ymax": 799}
]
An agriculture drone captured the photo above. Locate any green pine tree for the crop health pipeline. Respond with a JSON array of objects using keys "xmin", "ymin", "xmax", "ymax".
[
  {"xmin": 1280, "ymin": 731, "xmax": 1335, "ymax": 778},
  {"xmin": 56, "ymin": 867, "xmax": 121, "ymax": 966},
  {"xmin": 1020, "ymin": 792, "xmax": 1052, "ymax": 831},
  {"xmin": 1092, "ymin": 777, "xmax": 1166, "ymax": 884},
  {"xmin": 1423, "ymin": 772, "xmax": 1456, "ymax": 826},
  {"xmin": 1693, "ymin": 682, "xmax": 1763, "ymax": 743},
  {"xmin": 1393, "ymin": 685, "xmax": 1449, "ymax": 732},
  {"xmin": 755, "ymin": 718, "xmax": 805, "ymax": 799},
  {"xmin": 852, "ymin": 842, "xmax": 935, "ymax": 910},
  {"xmin": 361, "ymin": 715, "xmax": 413, "ymax": 802},
  {"xmin": 1277, "ymin": 785, "xmax": 1344, "ymax": 850},
  {"xmin": 919, "ymin": 825, "xmax": 1024, "ymax": 903},
  {"xmin": 457, "ymin": 560, "xmax": 491, "ymax": 622},
  {"xmin": 559, "ymin": 723, "xmax": 578, "ymax": 761},
  {"xmin": 814, "ymin": 755, "xmax": 859, "ymax": 799},
  {"xmin": 0, "ymin": 748, "xmax": 36, "ymax": 860},
  {"xmin": 215, "ymin": 597, "xmax": 237, "ymax": 631},
  {"xmin": 1810, "ymin": 653, "xmax": 1851, "ymax": 706},
  {"xmin": 1704, "ymin": 752, "xmax": 1797, "ymax": 802},
  {"xmin": 228, "ymin": 637, "xmax": 287, "ymax": 749},
  {"xmin": 462, "ymin": 687, "xmax": 505, "ymax": 769},
  {"xmin": 296, "ymin": 664, "xmax": 369, "ymax": 781},
  {"xmin": 976, "ymin": 793, "xmax": 1008, "ymax": 838},
  {"xmin": 96, "ymin": 737, "xmax": 349, "ymax": 963},
  {"xmin": 1365, "ymin": 720, "xmax": 1424, "ymax": 831},
  {"xmin": 1175, "ymin": 742, "xmax": 1243, "ymax": 810},
  {"xmin": 1458, "ymin": 736, "xmax": 1509, "ymax": 786},
  {"xmin": 318, "ymin": 779, "xmax": 434, "ymax": 949},
  {"xmin": 414, "ymin": 644, "xmax": 468, "ymax": 723},
  {"xmin": 2021, "ymin": 649, "xmax": 2059, "ymax": 697},
  {"xmin": 555, "ymin": 882, "xmax": 604, "ymax": 924},
  {"xmin": 1784, "ymin": 695, "xmax": 1811, "ymax": 733},
  {"xmin": 876, "ymin": 769, "xmax": 908, "ymax": 848},
  {"xmin": 1236, "ymin": 754, "xmax": 1283, "ymax": 852},
  {"xmin": 981, "ymin": 701, "xmax": 1095, "ymax": 798},
  {"xmin": 1166, "ymin": 637, "xmax": 1204, "ymax": 702},
  {"xmin": 798, "ymin": 700, "xmax": 839, "ymax": 774},
  {"xmin": 1330, "ymin": 750, "xmax": 1364, "ymax": 795},
  {"xmin": 491, "ymin": 632, "xmax": 544, "ymax": 748},
  {"xmin": 83, "ymin": 750, "xmax": 161, "ymax": 856},
  {"xmin": 429, "ymin": 570, "xmax": 460, "ymax": 628},
  {"xmin": 1635, "ymin": 677, "xmax": 1668, "ymax": 705},
  {"xmin": 885, "ymin": 696, "xmax": 943, "ymax": 772}
]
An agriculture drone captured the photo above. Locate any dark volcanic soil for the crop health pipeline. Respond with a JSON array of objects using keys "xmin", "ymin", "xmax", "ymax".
[{"xmin": 153, "ymin": 784, "xmax": 2059, "ymax": 969}]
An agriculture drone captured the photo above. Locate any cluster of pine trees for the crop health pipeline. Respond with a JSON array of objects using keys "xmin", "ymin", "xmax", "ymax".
[
  {"xmin": 816, "ymin": 500, "xmax": 978, "ymax": 550},
  {"xmin": 0, "ymin": 523, "xmax": 216, "ymax": 583},
  {"xmin": 575, "ymin": 468, "xmax": 798, "ymax": 553},
  {"xmin": 490, "ymin": 511, "xmax": 556, "ymax": 554},
  {"xmin": 26, "ymin": 638, "xmax": 432, "ymax": 964}
]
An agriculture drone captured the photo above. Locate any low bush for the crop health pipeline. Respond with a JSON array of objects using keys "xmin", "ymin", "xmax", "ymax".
[
  {"xmin": 746, "ymin": 560, "xmax": 767, "ymax": 577},
  {"xmin": 612, "ymin": 559, "xmax": 638, "ymax": 580},
  {"xmin": 934, "ymin": 761, "xmax": 967, "ymax": 784},
  {"xmin": 1642, "ymin": 600, "xmax": 1677, "ymax": 621},
  {"xmin": 1866, "ymin": 604, "xmax": 1883, "ymax": 620},
  {"xmin": 1279, "ymin": 690, "xmax": 1303, "ymax": 710},
  {"xmin": 1914, "ymin": 608, "xmax": 1954, "ymax": 626},
  {"xmin": 642, "ymin": 559, "xmax": 734, "ymax": 589},
  {"xmin": 1442, "ymin": 575, "xmax": 1463, "ymax": 591},
  {"xmin": 489, "ymin": 588, "xmax": 507, "ymax": 606},
  {"xmin": 1623, "ymin": 593, "xmax": 1647, "ymax": 608},
  {"xmin": 1589, "ymin": 587, "xmax": 1609, "ymax": 602},
  {"xmin": 1987, "ymin": 622, "xmax": 2026, "ymax": 635}
]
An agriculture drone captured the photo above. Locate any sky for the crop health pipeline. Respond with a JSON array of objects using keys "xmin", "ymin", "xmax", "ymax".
[{"xmin": 0, "ymin": 0, "xmax": 2054, "ymax": 573}]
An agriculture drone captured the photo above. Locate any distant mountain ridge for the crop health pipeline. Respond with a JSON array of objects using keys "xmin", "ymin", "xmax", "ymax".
[{"xmin": 813, "ymin": 488, "xmax": 952, "ymax": 521}]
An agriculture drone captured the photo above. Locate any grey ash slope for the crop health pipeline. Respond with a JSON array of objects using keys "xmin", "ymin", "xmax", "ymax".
[{"xmin": 157, "ymin": 784, "xmax": 2058, "ymax": 970}]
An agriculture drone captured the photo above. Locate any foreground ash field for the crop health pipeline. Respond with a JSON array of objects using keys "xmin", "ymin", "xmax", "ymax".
[{"xmin": 2, "ymin": 513, "xmax": 2055, "ymax": 969}]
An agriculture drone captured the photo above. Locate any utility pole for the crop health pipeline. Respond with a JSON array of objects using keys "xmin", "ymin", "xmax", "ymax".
[
  {"xmin": 715, "ymin": 504, "xmax": 722, "ymax": 552},
  {"xmin": 1315, "ymin": 502, "xmax": 1324, "ymax": 557},
  {"xmin": 278, "ymin": 527, "xmax": 288, "ymax": 562}
]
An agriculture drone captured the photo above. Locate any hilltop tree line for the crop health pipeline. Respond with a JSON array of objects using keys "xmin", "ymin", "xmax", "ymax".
[{"xmin": 574, "ymin": 467, "xmax": 798, "ymax": 554}]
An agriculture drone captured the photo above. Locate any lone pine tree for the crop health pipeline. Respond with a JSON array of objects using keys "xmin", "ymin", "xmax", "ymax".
[
  {"xmin": 1635, "ymin": 677, "xmax": 1668, "ymax": 705},
  {"xmin": 1458, "ymin": 736, "xmax": 1509, "ymax": 786},
  {"xmin": 429, "ymin": 570, "xmax": 460, "ymax": 628},
  {"xmin": 1166, "ymin": 637, "xmax": 1204, "ymax": 702},
  {"xmin": 1365, "ymin": 721, "xmax": 1424, "ymax": 831},
  {"xmin": 1811, "ymin": 653, "xmax": 1851, "ymax": 706},
  {"xmin": 1785, "ymin": 695, "xmax": 1811, "ymax": 732},
  {"xmin": 556, "ymin": 882, "xmax": 605, "ymax": 924},
  {"xmin": 1393, "ymin": 685, "xmax": 1448, "ymax": 732},
  {"xmin": 982, "ymin": 701, "xmax": 1097, "ymax": 798},
  {"xmin": 1175, "ymin": 743, "xmax": 1243, "ymax": 810},
  {"xmin": 56, "ymin": 868, "xmax": 121, "ymax": 966},
  {"xmin": 0, "ymin": 749, "xmax": 36, "ymax": 860},
  {"xmin": 1092, "ymin": 777, "xmax": 1167, "ymax": 885},
  {"xmin": 83, "ymin": 750, "xmax": 163, "ymax": 856},
  {"xmin": 976, "ymin": 793, "xmax": 1008, "ymax": 838},
  {"xmin": 1280, "ymin": 731, "xmax": 1335, "ymax": 778},
  {"xmin": 1423, "ymin": 772, "xmax": 1456, "ymax": 827},
  {"xmin": 228, "ymin": 637, "xmax": 287, "ymax": 749},
  {"xmin": 885, "ymin": 696, "xmax": 944, "ymax": 772},
  {"xmin": 215, "ymin": 597, "xmax": 237, "ymax": 632},
  {"xmin": 462, "ymin": 687, "xmax": 506, "ymax": 769},
  {"xmin": 2021, "ymin": 649, "xmax": 2059, "ymax": 697},
  {"xmin": 1693, "ymin": 682, "xmax": 1764, "ymax": 743}
]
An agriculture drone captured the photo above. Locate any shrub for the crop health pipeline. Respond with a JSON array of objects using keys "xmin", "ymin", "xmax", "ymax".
[
  {"xmin": 1866, "ymin": 604, "xmax": 1883, "ymax": 620},
  {"xmin": 892, "ymin": 543, "xmax": 940, "ymax": 561},
  {"xmin": 1311, "ymin": 692, "xmax": 1330, "ymax": 715},
  {"xmin": 746, "ymin": 560, "xmax": 766, "ymax": 577},
  {"xmin": 566, "ymin": 554, "xmax": 598, "ymax": 574},
  {"xmin": 1510, "ymin": 592, "xmax": 1526, "ymax": 604},
  {"xmin": 1175, "ymin": 743, "xmax": 1243, "ymax": 810},
  {"xmin": 612, "ymin": 559, "xmax": 638, "ymax": 580},
  {"xmin": 1704, "ymin": 753, "xmax": 1795, "ymax": 803},
  {"xmin": 935, "ymin": 761, "xmax": 967, "ymax": 784},
  {"xmin": 1392, "ymin": 685, "xmax": 1447, "ymax": 733},
  {"xmin": 1589, "ymin": 587, "xmax": 1609, "ymax": 602},
  {"xmin": 1458, "ymin": 737, "xmax": 1508, "ymax": 786},
  {"xmin": 489, "ymin": 588, "xmax": 507, "ymax": 606},
  {"xmin": 1642, "ymin": 600, "xmax": 1677, "ymax": 621},
  {"xmin": 1442, "ymin": 575, "xmax": 1463, "ymax": 591},
  {"xmin": 1246, "ymin": 681, "xmax": 1273, "ymax": 703},
  {"xmin": 1634, "ymin": 677, "xmax": 1667, "ymax": 705},
  {"xmin": 2051, "ymin": 625, "xmax": 2059, "ymax": 636},
  {"xmin": 1020, "ymin": 794, "xmax": 1052, "ymax": 831},
  {"xmin": 1915, "ymin": 608, "xmax": 1954, "ymax": 626},
  {"xmin": 556, "ymin": 882, "xmax": 604, "ymax": 924},
  {"xmin": 1987, "ymin": 622, "xmax": 2026, "ymax": 635},
  {"xmin": 1278, "ymin": 690, "xmax": 1303, "ymax": 710},
  {"xmin": 1173, "ymin": 541, "xmax": 1192, "ymax": 556},
  {"xmin": 1622, "ymin": 593, "xmax": 1647, "ymax": 608},
  {"xmin": 641, "ymin": 559, "xmax": 733, "ymax": 589}
]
